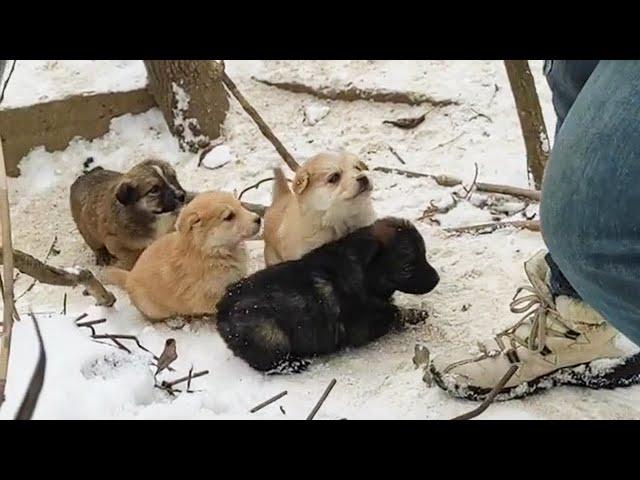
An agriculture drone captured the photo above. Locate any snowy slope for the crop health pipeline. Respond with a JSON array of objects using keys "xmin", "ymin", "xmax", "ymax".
[{"xmin": 2, "ymin": 60, "xmax": 639, "ymax": 420}]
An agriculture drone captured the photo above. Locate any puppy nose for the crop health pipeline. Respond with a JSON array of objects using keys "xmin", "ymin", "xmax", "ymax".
[
  {"xmin": 176, "ymin": 191, "xmax": 186, "ymax": 203},
  {"xmin": 254, "ymin": 216, "xmax": 262, "ymax": 226},
  {"xmin": 357, "ymin": 175, "xmax": 370, "ymax": 188}
]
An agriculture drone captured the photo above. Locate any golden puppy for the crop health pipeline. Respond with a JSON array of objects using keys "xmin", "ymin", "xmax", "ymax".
[
  {"xmin": 105, "ymin": 191, "xmax": 261, "ymax": 321},
  {"xmin": 263, "ymin": 151, "xmax": 376, "ymax": 266}
]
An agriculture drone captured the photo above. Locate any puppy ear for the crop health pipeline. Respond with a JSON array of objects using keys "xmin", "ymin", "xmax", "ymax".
[
  {"xmin": 176, "ymin": 210, "xmax": 201, "ymax": 234},
  {"xmin": 293, "ymin": 171, "xmax": 310, "ymax": 195},
  {"xmin": 115, "ymin": 181, "xmax": 139, "ymax": 205},
  {"xmin": 370, "ymin": 218, "xmax": 398, "ymax": 246},
  {"xmin": 356, "ymin": 160, "xmax": 369, "ymax": 171}
]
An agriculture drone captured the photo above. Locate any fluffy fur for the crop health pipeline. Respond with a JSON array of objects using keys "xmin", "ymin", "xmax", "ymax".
[
  {"xmin": 217, "ymin": 217, "xmax": 440, "ymax": 373},
  {"xmin": 263, "ymin": 151, "xmax": 376, "ymax": 266},
  {"xmin": 70, "ymin": 159, "xmax": 187, "ymax": 270},
  {"xmin": 105, "ymin": 191, "xmax": 261, "ymax": 321}
]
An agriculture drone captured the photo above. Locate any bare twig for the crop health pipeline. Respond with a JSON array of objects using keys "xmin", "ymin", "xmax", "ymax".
[
  {"xmin": 387, "ymin": 145, "xmax": 406, "ymax": 165},
  {"xmin": 306, "ymin": 378, "xmax": 337, "ymax": 420},
  {"xmin": 159, "ymin": 370, "xmax": 209, "ymax": 395},
  {"xmin": 221, "ymin": 71, "xmax": 300, "ymax": 172},
  {"xmin": 62, "ymin": 293, "xmax": 67, "ymax": 315},
  {"xmin": 91, "ymin": 334, "xmax": 154, "ymax": 355},
  {"xmin": 445, "ymin": 220, "xmax": 540, "ymax": 234},
  {"xmin": 253, "ymin": 77, "xmax": 460, "ymax": 108},
  {"xmin": 0, "ymin": 247, "xmax": 116, "ymax": 307},
  {"xmin": 417, "ymin": 194, "xmax": 459, "ymax": 223},
  {"xmin": 186, "ymin": 366, "xmax": 194, "ymax": 392},
  {"xmin": 451, "ymin": 365, "xmax": 519, "ymax": 420},
  {"xmin": 250, "ymin": 390, "xmax": 288, "ymax": 413},
  {"xmin": 463, "ymin": 163, "xmax": 479, "ymax": 200},
  {"xmin": 0, "ymin": 60, "xmax": 17, "ymax": 106},
  {"xmin": 109, "ymin": 337, "xmax": 132, "ymax": 354},
  {"xmin": 14, "ymin": 312, "xmax": 46, "ymax": 420},
  {"xmin": 373, "ymin": 166, "xmax": 462, "ymax": 187},
  {"xmin": 475, "ymin": 182, "xmax": 541, "ymax": 201},
  {"xmin": 468, "ymin": 107, "xmax": 493, "ymax": 123},
  {"xmin": 429, "ymin": 133, "xmax": 464, "ymax": 151},
  {"xmin": 75, "ymin": 318, "xmax": 106, "ymax": 336},
  {"xmin": 238, "ymin": 177, "xmax": 275, "ymax": 201}
]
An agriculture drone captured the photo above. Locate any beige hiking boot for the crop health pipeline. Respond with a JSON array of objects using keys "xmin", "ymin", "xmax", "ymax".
[{"xmin": 431, "ymin": 250, "xmax": 640, "ymax": 401}]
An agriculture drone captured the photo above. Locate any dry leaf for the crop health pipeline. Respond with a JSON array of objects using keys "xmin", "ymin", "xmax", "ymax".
[{"xmin": 383, "ymin": 113, "xmax": 426, "ymax": 130}]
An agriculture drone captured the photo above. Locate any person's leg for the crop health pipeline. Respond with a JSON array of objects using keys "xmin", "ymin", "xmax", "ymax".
[
  {"xmin": 430, "ymin": 61, "xmax": 640, "ymax": 400},
  {"xmin": 543, "ymin": 60, "xmax": 600, "ymax": 300},
  {"xmin": 542, "ymin": 60, "xmax": 640, "ymax": 346},
  {"xmin": 544, "ymin": 60, "xmax": 600, "ymax": 135}
]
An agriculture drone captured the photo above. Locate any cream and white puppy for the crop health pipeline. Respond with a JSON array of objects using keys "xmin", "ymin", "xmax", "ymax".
[
  {"xmin": 263, "ymin": 151, "xmax": 376, "ymax": 266},
  {"xmin": 105, "ymin": 191, "xmax": 261, "ymax": 321}
]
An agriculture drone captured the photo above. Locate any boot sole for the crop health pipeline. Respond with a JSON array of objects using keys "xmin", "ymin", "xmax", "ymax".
[{"xmin": 431, "ymin": 352, "xmax": 640, "ymax": 402}]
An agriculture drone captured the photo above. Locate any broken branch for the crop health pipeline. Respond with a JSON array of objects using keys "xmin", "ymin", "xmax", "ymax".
[
  {"xmin": 306, "ymin": 378, "xmax": 337, "ymax": 420},
  {"xmin": 221, "ymin": 71, "xmax": 300, "ymax": 172},
  {"xmin": 373, "ymin": 166, "xmax": 462, "ymax": 188},
  {"xmin": 0, "ymin": 247, "xmax": 116, "ymax": 307},
  {"xmin": 254, "ymin": 77, "xmax": 459, "ymax": 108},
  {"xmin": 445, "ymin": 220, "xmax": 540, "ymax": 234},
  {"xmin": 250, "ymin": 390, "xmax": 288, "ymax": 413},
  {"xmin": 161, "ymin": 370, "xmax": 209, "ymax": 389},
  {"xmin": 475, "ymin": 182, "xmax": 541, "ymax": 201}
]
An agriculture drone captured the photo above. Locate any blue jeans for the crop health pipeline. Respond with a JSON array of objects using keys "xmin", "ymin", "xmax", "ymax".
[
  {"xmin": 541, "ymin": 60, "xmax": 640, "ymax": 346},
  {"xmin": 543, "ymin": 60, "xmax": 599, "ymax": 299}
]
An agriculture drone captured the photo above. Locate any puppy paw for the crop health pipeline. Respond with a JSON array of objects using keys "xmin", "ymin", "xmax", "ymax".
[
  {"xmin": 399, "ymin": 308, "xmax": 430, "ymax": 325},
  {"xmin": 95, "ymin": 248, "xmax": 115, "ymax": 266},
  {"xmin": 266, "ymin": 357, "xmax": 310, "ymax": 375}
]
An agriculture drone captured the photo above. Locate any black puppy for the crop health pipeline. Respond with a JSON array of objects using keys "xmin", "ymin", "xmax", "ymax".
[{"xmin": 216, "ymin": 217, "xmax": 440, "ymax": 373}]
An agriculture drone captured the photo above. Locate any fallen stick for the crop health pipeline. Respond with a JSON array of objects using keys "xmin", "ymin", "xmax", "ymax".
[
  {"xmin": 250, "ymin": 390, "xmax": 288, "ymax": 413},
  {"xmin": 445, "ymin": 220, "xmax": 540, "ymax": 234},
  {"xmin": 221, "ymin": 71, "xmax": 300, "ymax": 172},
  {"xmin": 14, "ymin": 312, "xmax": 46, "ymax": 420},
  {"xmin": 0, "ymin": 247, "xmax": 116, "ymax": 307},
  {"xmin": 307, "ymin": 379, "xmax": 337, "ymax": 420},
  {"xmin": 373, "ymin": 166, "xmax": 542, "ymax": 203},
  {"xmin": 161, "ymin": 370, "xmax": 209, "ymax": 389},
  {"xmin": 253, "ymin": 77, "xmax": 459, "ymax": 108},
  {"xmin": 475, "ymin": 182, "xmax": 541, "ymax": 201},
  {"xmin": 373, "ymin": 166, "xmax": 462, "ymax": 188},
  {"xmin": 91, "ymin": 334, "xmax": 154, "ymax": 355},
  {"xmin": 451, "ymin": 365, "xmax": 518, "ymax": 420}
]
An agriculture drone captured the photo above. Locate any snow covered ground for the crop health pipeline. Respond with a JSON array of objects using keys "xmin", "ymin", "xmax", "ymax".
[{"xmin": 2, "ymin": 60, "xmax": 640, "ymax": 420}]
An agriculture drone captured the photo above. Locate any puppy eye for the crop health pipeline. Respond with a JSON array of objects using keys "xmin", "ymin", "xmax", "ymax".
[
  {"xmin": 327, "ymin": 172, "xmax": 341, "ymax": 184},
  {"xmin": 149, "ymin": 185, "xmax": 160, "ymax": 195},
  {"xmin": 224, "ymin": 212, "xmax": 235, "ymax": 221}
]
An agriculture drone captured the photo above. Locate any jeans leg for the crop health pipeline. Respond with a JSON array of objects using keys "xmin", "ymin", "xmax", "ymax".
[
  {"xmin": 541, "ymin": 60, "xmax": 640, "ymax": 346},
  {"xmin": 544, "ymin": 60, "xmax": 600, "ymax": 135},
  {"xmin": 543, "ymin": 60, "xmax": 600, "ymax": 299}
]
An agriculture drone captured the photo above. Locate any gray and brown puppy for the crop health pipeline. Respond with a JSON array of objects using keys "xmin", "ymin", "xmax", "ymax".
[{"xmin": 70, "ymin": 159, "xmax": 187, "ymax": 270}]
